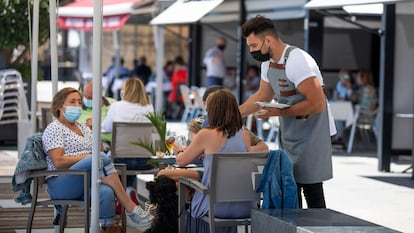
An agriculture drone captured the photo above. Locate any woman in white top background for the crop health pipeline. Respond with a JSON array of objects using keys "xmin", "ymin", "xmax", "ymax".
[
  {"xmin": 102, "ymin": 77, "xmax": 155, "ymax": 192},
  {"xmin": 102, "ymin": 77, "xmax": 154, "ymax": 133}
]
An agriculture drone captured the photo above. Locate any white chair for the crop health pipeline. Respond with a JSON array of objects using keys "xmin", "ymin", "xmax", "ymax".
[
  {"xmin": 179, "ymin": 85, "xmax": 196, "ymax": 123},
  {"xmin": 191, "ymin": 86, "xmax": 206, "ymax": 119},
  {"xmin": 346, "ymin": 105, "xmax": 377, "ymax": 154},
  {"xmin": 266, "ymin": 116, "xmax": 280, "ymax": 144},
  {"xmin": 178, "ymin": 152, "xmax": 268, "ymax": 233}
]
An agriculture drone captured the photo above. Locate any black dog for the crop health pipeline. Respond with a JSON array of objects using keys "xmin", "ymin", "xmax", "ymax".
[{"xmin": 144, "ymin": 175, "xmax": 178, "ymax": 233}]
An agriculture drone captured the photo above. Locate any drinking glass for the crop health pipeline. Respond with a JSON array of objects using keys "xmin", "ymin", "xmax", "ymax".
[
  {"xmin": 165, "ymin": 136, "xmax": 175, "ymax": 156},
  {"xmin": 176, "ymin": 136, "xmax": 187, "ymax": 147}
]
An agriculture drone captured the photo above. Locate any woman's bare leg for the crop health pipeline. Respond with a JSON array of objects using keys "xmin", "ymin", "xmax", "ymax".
[
  {"xmin": 157, "ymin": 169, "xmax": 200, "ymax": 201},
  {"xmin": 101, "ymin": 173, "xmax": 136, "ymax": 213},
  {"xmin": 157, "ymin": 169, "xmax": 200, "ymax": 182}
]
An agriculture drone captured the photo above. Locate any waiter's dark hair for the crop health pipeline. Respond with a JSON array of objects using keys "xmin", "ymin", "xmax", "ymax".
[{"xmin": 242, "ymin": 15, "xmax": 278, "ymax": 38}]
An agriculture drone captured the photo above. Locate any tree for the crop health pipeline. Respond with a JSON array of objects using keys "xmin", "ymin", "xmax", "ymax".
[{"xmin": 0, "ymin": 0, "xmax": 50, "ymax": 71}]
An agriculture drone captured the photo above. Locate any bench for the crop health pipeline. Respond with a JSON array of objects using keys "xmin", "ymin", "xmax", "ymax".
[{"xmin": 251, "ymin": 208, "xmax": 400, "ymax": 233}]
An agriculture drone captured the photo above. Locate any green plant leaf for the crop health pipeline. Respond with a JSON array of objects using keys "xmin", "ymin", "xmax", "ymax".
[
  {"xmin": 146, "ymin": 158, "xmax": 160, "ymax": 168},
  {"xmin": 130, "ymin": 138, "xmax": 156, "ymax": 156},
  {"xmin": 144, "ymin": 112, "xmax": 167, "ymax": 151},
  {"xmin": 130, "ymin": 111, "xmax": 167, "ymax": 156}
]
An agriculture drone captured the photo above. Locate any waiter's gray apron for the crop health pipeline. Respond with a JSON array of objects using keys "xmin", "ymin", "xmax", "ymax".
[{"xmin": 267, "ymin": 46, "xmax": 332, "ymax": 183}]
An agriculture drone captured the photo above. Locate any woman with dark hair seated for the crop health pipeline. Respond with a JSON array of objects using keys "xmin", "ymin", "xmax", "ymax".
[{"xmin": 174, "ymin": 89, "xmax": 268, "ymax": 232}]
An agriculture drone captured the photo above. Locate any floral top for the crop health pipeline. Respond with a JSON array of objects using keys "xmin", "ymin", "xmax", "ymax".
[{"xmin": 42, "ymin": 120, "xmax": 93, "ymax": 171}]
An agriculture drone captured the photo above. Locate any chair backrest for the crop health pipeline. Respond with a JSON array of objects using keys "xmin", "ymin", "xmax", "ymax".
[
  {"xmin": 191, "ymin": 86, "xmax": 205, "ymax": 111},
  {"xmin": 209, "ymin": 152, "xmax": 268, "ymax": 203},
  {"xmin": 111, "ymin": 121, "xmax": 155, "ymax": 159},
  {"xmin": 41, "ymin": 107, "xmax": 53, "ymax": 131},
  {"xmin": 179, "ymin": 84, "xmax": 194, "ymax": 109}
]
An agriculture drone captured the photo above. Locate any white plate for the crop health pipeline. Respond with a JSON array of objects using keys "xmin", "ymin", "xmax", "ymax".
[
  {"xmin": 254, "ymin": 101, "xmax": 291, "ymax": 109},
  {"xmin": 173, "ymin": 163, "xmax": 197, "ymax": 168},
  {"xmin": 150, "ymin": 155, "xmax": 176, "ymax": 159}
]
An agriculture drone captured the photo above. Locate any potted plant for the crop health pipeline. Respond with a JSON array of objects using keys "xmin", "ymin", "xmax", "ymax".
[{"xmin": 130, "ymin": 111, "xmax": 167, "ymax": 157}]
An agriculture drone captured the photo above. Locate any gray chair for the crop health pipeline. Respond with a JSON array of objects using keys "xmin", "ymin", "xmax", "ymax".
[
  {"xmin": 178, "ymin": 152, "xmax": 268, "ymax": 233},
  {"xmin": 111, "ymin": 121, "xmax": 160, "ymax": 173},
  {"xmin": 111, "ymin": 121, "xmax": 159, "ymax": 202},
  {"xmin": 27, "ymin": 169, "xmax": 90, "ymax": 233},
  {"xmin": 40, "ymin": 107, "xmax": 53, "ymax": 132}
]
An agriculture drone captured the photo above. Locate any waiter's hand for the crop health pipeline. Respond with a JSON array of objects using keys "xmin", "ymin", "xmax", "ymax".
[{"xmin": 255, "ymin": 107, "xmax": 284, "ymax": 118}]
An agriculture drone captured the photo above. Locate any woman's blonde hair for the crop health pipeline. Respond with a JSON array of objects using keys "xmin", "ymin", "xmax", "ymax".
[
  {"xmin": 188, "ymin": 117, "xmax": 204, "ymax": 134},
  {"xmin": 358, "ymin": 69, "xmax": 374, "ymax": 86},
  {"xmin": 51, "ymin": 87, "xmax": 82, "ymax": 118},
  {"xmin": 122, "ymin": 78, "xmax": 150, "ymax": 105}
]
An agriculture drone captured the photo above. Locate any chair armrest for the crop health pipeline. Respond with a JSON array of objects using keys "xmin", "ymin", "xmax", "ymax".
[
  {"xmin": 27, "ymin": 169, "xmax": 90, "ymax": 210},
  {"xmin": 28, "ymin": 169, "xmax": 89, "ymax": 178},
  {"xmin": 178, "ymin": 176, "xmax": 208, "ymax": 194},
  {"xmin": 178, "ymin": 176, "xmax": 208, "ymax": 233}
]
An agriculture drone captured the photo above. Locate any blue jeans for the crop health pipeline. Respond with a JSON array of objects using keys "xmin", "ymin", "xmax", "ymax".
[
  {"xmin": 47, "ymin": 153, "xmax": 117, "ymax": 227},
  {"xmin": 206, "ymin": 76, "xmax": 223, "ymax": 86}
]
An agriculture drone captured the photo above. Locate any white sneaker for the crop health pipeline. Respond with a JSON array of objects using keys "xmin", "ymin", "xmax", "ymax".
[{"xmin": 126, "ymin": 206, "xmax": 153, "ymax": 230}]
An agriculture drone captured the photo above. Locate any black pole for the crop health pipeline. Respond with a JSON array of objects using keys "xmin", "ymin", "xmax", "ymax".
[
  {"xmin": 304, "ymin": 10, "xmax": 324, "ymax": 65},
  {"xmin": 188, "ymin": 23, "xmax": 202, "ymax": 87},
  {"xmin": 377, "ymin": 4, "xmax": 395, "ymax": 172},
  {"xmin": 237, "ymin": 0, "xmax": 247, "ymax": 102}
]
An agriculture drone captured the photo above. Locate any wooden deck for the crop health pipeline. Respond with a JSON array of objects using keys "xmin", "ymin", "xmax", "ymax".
[{"xmin": 0, "ymin": 183, "xmax": 142, "ymax": 233}]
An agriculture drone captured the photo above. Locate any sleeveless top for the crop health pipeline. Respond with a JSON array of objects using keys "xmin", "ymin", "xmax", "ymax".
[
  {"xmin": 267, "ymin": 46, "xmax": 332, "ymax": 183},
  {"xmin": 191, "ymin": 129, "xmax": 253, "ymax": 218}
]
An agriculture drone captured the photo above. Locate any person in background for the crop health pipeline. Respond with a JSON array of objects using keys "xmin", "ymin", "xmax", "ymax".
[
  {"xmin": 107, "ymin": 57, "xmax": 132, "ymax": 100},
  {"xmin": 334, "ymin": 69, "xmax": 357, "ymax": 101},
  {"xmin": 203, "ymin": 37, "xmax": 227, "ymax": 86},
  {"xmin": 79, "ymin": 80, "xmax": 116, "ymax": 144},
  {"xmin": 146, "ymin": 60, "xmax": 174, "ymax": 116},
  {"xmin": 41, "ymin": 87, "xmax": 154, "ymax": 232},
  {"xmin": 332, "ymin": 70, "xmax": 357, "ymax": 144},
  {"xmin": 240, "ymin": 15, "xmax": 332, "ymax": 209},
  {"xmin": 102, "ymin": 78, "xmax": 154, "ymax": 132},
  {"xmin": 102, "ymin": 78, "xmax": 155, "ymax": 188},
  {"xmin": 168, "ymin": 56, "xmax": 188, "ymax": 120},
  {"xmin": 134, "ymin": 56, "xmax": 152, "ymax": 85},
  {"xmin": 244, "ymin": 64, "xmax": 261, "ymax": 101},
  {"xmin": 352, "ymin": 69, "xmax": 378, "ymax": 125}
]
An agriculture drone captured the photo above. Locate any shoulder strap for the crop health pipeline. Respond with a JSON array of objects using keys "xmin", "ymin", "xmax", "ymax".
[
  {"xmin": 283, "ymin": 46, "xmax": 297, "ymax": 64},
  {"xmin": 268, "ymin": 46, "xmax": 298, "ymax": 70}
]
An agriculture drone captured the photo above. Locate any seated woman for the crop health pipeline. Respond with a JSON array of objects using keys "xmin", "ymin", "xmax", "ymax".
[
  {"xmin": 352, "ymin": 69, "xmax": 378, "ymax": 125},
  {"xmin": 42, "ymin": 87, "xmax": 153, "ymax": 232},
  {"xmin": 172, "ymin": 89, "xmax": 268, "ymax": 232},
  {"xmin": 101, "ymin": 77, "xmax": 155, "ymax": 188},
  {"xmin": 101, "ymin": 77, "xmax": 154, "ymax": 132},
  {"xmin": 158, "ymin": 115, "xmax": 268, "ymax": 185}
]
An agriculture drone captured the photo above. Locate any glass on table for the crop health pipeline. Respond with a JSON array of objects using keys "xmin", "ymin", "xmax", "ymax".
[
  {"xmin": 165, "ymin": 136, "xmax": 175, "ymax": 156},
  {"xmin": 176, "ymin": 136, "xmax": 187, "ymax": 147}
]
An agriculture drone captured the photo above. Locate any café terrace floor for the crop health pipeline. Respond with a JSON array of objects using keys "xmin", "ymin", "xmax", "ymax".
[{"xmin": 0, "ymin": 129, "xmax": 413, "ymax": 233}]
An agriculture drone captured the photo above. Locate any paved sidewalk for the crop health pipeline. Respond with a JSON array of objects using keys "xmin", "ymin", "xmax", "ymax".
[
  {"xmin": 0, "ymin": 149, "xmax": 18, "ymax": 180},
  {"xmin": 1, "ymin": 146, "xmax": 413, "ymax": 232},
  {"xmin": 323, "ymin": 150, "xmax": 414, "ymax": 233}
]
